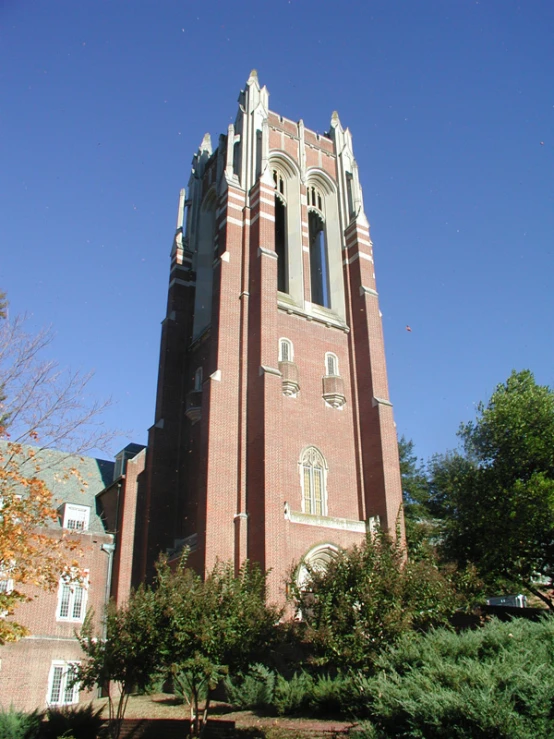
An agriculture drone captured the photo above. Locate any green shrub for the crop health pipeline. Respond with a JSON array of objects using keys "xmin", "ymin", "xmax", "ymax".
[
  {"xmin": 44, "ymin": 704, "xmax": 104, "ymax": 739},
  {"xmin": 273, "ymin": 672, "xmax": 313, "ymax": 716},
  {"xmin": 0, "ymin": 708, "xmax": 43, "ymax": 739},
  {"xmin": 361, "ymin": 617, "xmax": 554, "ymax": 738},
  {"xmin": 225, "ymin": 664, "xmax": 276, "ymax": 711}
]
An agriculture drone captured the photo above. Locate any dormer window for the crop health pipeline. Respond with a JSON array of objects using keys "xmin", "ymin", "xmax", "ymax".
[{"xmin": 60, "ymin": 504, "xmax": 90, "ymax": 532}]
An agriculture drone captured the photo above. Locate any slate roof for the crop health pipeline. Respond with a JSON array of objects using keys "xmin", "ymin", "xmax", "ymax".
[{"xmin": 0, "ymin": 442, "xmax": 114, "ymax": 535}]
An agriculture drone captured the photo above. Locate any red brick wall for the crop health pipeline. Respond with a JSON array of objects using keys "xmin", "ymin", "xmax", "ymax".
[
  {"xmin": 140, "ymin": 102, "xmax": 404, "ymax": 603},
  {"xmin": 0, "ymin": 528, "xmax": 112, "ymax": 711}
]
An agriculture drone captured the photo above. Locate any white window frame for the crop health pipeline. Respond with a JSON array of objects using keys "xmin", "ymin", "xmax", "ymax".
[
  {"xmin": 325, "ymin": 352, "xmax": 339, "ymax": 377},
  {"xmin": 279, "ymin": 338, "xmax": 293, "ymax": 362},
  {"xmin": 300, "ymin": 447, "xmax": 328, "ymax": 517},
  {"xmin": 56, "ymin": 572, "xmax": 88, "ymax": 623},
  {"xmin": 0, "ymin": 578, "xmax": 14, "ymax": 595},
  {"xmin": 61, "ymin": 504, "xmax": 90, "ymax": 532},
  {"xmin": 47, "ymin": 661, "xmax": 80, "ymax": 706}
]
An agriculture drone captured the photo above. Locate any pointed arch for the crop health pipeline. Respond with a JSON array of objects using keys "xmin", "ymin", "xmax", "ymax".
[
  {"xmin": 305, "ymin": 169, "xmax": 345, "ymax": 320},
  {"xmin": 192, "ymin": 187, "xmax": 217, "ymax": 338},
  {"xmin": 268, "ymin": 152, "xmax": 302, "ymax": 305},
  {"xmin": 299, "ymin": 446, "xmax": 328, "ymax": 516}
]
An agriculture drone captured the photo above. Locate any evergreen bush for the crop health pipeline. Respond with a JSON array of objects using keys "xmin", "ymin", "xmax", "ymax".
[
  {"xmin": 0, "ymin": 708, "xmax": 42, "ymax": 739},
  {"xmin": 273, "ymin": 672, "xmax": 314, "ymax": 716},
  {"xmin": 43, "ymin": 704, "xmax": 104, "ymax": 739},
  {"xmin": 225, "ymin": 664, "xmax": 276, "ymax": 711},
  {"xmin": 362, "ymin": 617, "xmax": 554, "ymax": 738}
]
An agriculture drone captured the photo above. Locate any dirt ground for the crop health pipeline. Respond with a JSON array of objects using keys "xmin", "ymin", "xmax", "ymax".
[{"xmin": 90, "ymin": 693, "xmax": 357, "ymax": 736}]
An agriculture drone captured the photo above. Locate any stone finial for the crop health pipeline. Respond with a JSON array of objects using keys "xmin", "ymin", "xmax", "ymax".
[
  {"xmin": 248, "ymin": 69, "xmax": 258, "ymax": 83},
  {"xmin": 330, "ymin": 110, "xmax": 342, "ymax": 128},
  {"xmin": 200, "ymin": 133, "xmax": 212, "ymax": 154}
]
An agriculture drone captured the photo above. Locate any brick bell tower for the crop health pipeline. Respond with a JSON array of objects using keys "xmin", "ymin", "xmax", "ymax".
[{"xmin": 141, "ymin": 71, "xmax": 404, "ymax": 602}]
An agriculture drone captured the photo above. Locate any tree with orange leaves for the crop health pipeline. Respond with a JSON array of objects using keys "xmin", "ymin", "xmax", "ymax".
[{"xmin": 0, "ymin": 292, "xmax": 113, "ymax": 643}]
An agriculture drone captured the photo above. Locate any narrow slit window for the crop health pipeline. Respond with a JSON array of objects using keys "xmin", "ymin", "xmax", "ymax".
[
  {"xmin": 194, "ymin": 367, "xmax": 203, "ymax": 392},
  {"xmin": 279, "ymin": 338, "xmax": 293, "ymax": 362},
  {"xmin": 275, "ymin": 196, "xmax": 288, "ymax": 293},
  {"xmin": 346, "ymin": 172, "xmax": 355, "ymax": 220},
  {"xmin": 326, "ymin": 353, "xmax": 338, "ymax": 376}
]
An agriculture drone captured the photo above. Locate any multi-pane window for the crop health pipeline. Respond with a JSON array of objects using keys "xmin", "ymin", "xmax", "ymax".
[
  {"xmin": 279, "ymin": 338, "xmax": 293, "ymax": 363},
  {"xmin": 56, "ymin": 574, "xmax": 88, "ymax": 622},
  {"xmin": 301, "ymin": 447, "xmax": 327, "ymax": 516},
  {"xmin": 325, "ymin": 353, "xmax": 339, "ymax": 376},
  {"xmin": 61, "ymin": 504, "xmax": 90, "ymax": 532},
  {"xmin": 0, "ymin": 578, "xmax": 14, "ymax": 594},
  {"xmin": 48, "ymin": 662, "xmax": 79, "ymax": 706}
]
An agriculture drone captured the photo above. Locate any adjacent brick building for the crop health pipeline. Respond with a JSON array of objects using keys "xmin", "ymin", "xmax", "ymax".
[
  {"xmin": 141, "ymin": 71, "xmax": 404, "ymax": 602},
  {"xmin": 0, "ymin": 442, "xmax": 145, "ymax": 711}
]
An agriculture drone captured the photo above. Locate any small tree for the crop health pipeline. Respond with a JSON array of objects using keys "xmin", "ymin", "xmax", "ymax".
[
  {"xmin": 0, "ymin": 296, "xmax": 113, "ymax": 641},
  {"xmin": 290, "ymin": 529, "xmax": 460, "ymax": 671},
  {"xmin": 432, "ymin": 370, "xmax": 554, "ymax": 608},
  {"xmin": 77, "ymin": 587, "xmax": 161, "ymax": 739},
  {"xmin": 156, "ymin": 557, "xmax": 281, "ymax": 737}
]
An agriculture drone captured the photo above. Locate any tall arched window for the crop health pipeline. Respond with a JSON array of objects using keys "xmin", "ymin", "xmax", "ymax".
[
  {"xmin": 192, "ymin": 189, "xmax": 217, "ymax": 338},
  {"xmin": 273, "ymin": 169, "xmax": 288, "ymax": 293},
  {"xmin": 279, "ymin": 338, "xmax": 293, "ymax": 362},
  {"xmin": 301, "ymin": 447, "xmax": 327, "ymax": 516},
  {"xmin": 325, "ymin": 353, "xmax": 338, "ymax": 377},
  {"xmin": 305, "ymin": 171, "xmax": 346, "ymax": 321},
  {"xmin": 307, "ymin": 185, "xmax": 330, "ymax": 309}
]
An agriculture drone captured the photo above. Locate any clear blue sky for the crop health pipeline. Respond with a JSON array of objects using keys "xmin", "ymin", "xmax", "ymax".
[{"xmin": 1, "ymin": 1, "xmax": 553, "ymax": 465}]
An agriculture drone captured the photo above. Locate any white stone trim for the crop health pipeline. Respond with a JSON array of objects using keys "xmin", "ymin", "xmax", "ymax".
[
  {"xmin": 372, "ymin": 396, "xmax": 393, "ymax": 407},
  {"xmin": 258, "ymin": 246, "xmax": 278, "ymax": 260},
  {"xmin": 169, "ymin": 278, "xmax": 196, "ymax": 288},
  {"xmin": 285, "ymin": 508, "xmax": 367, "ymax": 533},
  {"xmin": 343, "ymin": 251, "xmax": 373, "ymax": 265},
  {"xmin": 259, "ymin": 365, "xmax": 281, "ymax": 377},
  {"xmin": 359, "ymin": 285, "xmax": 378, "ymax": 297}
]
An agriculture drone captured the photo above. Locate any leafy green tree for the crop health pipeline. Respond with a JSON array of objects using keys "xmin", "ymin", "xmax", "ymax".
[
  {"xmin": 77, "ymin": 587, "xmax": 161, "ymax": 739},
  {"xmin": 156, "ymin": 557, "xmax": 281, "ymax": 737},
  {"xmin": 398, "ymin": 436, "xmax": 434, "ymax": 555},
  {"xmin": 290, "ymin": 529, "xmax": 459, "ymax": 672},
  {"xmin": 434, "ymin": 370, "xmax": 554, "ymax": 609}
]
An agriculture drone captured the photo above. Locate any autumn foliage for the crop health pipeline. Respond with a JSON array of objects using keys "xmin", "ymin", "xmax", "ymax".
[{"xmin": 0, "ymin": 291, "xmax": 113, "ymax": 643}]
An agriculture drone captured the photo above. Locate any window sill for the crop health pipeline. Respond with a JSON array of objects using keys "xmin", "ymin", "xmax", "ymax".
[
  {"xmin": 284, "ymin": 506, "xmax": 367, "ymax": 533},
  {"xmin": 277, "ymin": 298, "xmax": 349, "ymax": 333}
]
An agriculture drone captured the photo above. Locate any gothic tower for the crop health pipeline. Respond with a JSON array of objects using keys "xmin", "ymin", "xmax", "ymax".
[{"xmin": 141, "ymin": 72, "xmax": 404, "ymax": 601}]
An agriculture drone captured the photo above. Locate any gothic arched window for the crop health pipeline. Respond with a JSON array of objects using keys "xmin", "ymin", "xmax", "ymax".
[
  {"xmin": 307, "ymin": 185, "xmax": 330, "ymax": 309},
  {"xmin": 301, "ymin": 447, "xmax": 327, "ymax": 516},
  {"xmin": 273, "ymin": 168, "xmax": 288, "ymax": 293}
]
